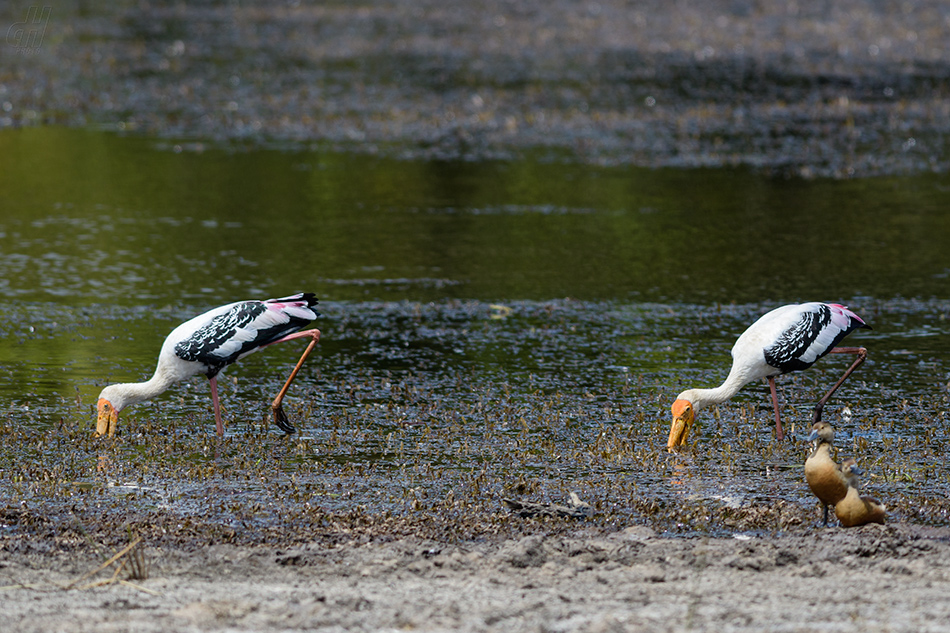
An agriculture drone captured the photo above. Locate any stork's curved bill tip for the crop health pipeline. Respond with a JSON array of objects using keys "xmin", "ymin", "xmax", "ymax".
[
  {"xmin": 96, "ymin": 398, "xmax": 118, "ymax": 437},
  {"xmin": 668, "ymin": 398, "xmax": 694, "ymax": 449}
]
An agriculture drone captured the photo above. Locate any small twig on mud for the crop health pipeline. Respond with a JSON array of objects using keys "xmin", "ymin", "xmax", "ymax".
[
  {"xmin": 65, "ymin": 536, "xmax": 144, "ymax": 590},
  {"xmin": 75, "ymin": 559, "xmax": 127, "ymax": 591},
  {"xmin": 503, "ymin": 492, "xmax": 592, "ymax": 518},
  {"xmin": 125, "ymin": 539, "xmax": 149, "ymax": 581}
]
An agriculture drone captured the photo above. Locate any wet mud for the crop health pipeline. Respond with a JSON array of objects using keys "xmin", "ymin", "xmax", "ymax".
[{"xmin": 6, "ymin": 524, "xmax": 950, "ymax": 632}]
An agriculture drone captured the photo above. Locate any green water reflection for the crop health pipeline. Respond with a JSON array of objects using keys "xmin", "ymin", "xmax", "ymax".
[
  {"xmin": 3, "ymin": 127, "xmax": 950, "ymax": 306},
  {"xmin": 1, "ymin": 126, "xmax": 949, "ymax": 424}
]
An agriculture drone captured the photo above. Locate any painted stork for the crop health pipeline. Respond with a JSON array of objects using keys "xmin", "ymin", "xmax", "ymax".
[
  {"xmin": 668, "ymin": 302, "xmax": 870, "ymax": 448},
  {"xmin": 96, "ymin": 292, "xmax": 321, "ymax": 437}
]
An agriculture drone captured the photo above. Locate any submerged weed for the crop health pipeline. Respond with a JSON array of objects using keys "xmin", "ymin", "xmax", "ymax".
[{"xmin": 1, "ymin": 300, "xmax": 948, "ymax": 546}]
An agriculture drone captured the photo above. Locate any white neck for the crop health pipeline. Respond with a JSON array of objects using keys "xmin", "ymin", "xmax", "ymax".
[
  {"xmin": 676, "ymin": 364, "xmax": 752, "ymax": 411},
  {"xmin": 99, "ymin": 371, "xmax": 178, "ymax": 412}
]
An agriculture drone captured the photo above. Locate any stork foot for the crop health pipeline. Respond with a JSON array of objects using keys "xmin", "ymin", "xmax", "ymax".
[{"xmin": 272, "ymin": 404, "xmax": 297, "ymax": 435}]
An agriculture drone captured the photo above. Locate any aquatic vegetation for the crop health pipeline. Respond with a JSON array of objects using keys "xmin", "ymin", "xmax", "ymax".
[{"xmin": 2, "ymin": 299, "xmax": 949, "ymax": 548}]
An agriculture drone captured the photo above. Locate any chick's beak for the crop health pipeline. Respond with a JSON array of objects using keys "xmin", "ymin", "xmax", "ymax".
[
  {"xmin": 96, "ymin": 398, "xmax": 118, "ymax": 437},
  {"xmin": 668, "ymin": 399, "xmax": 695, "ymax": 449}
]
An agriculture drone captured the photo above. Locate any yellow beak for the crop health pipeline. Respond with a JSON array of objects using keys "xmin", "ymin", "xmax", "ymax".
[
  {"xmin": 668, "ymin": 399, "xmax": 695, "ymax": 449},
  {"xmin": 96, "ymin": 398, "xmax": 118, "ymax": 437}
]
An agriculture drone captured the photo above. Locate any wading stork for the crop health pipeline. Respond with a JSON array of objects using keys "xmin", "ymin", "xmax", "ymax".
[
  {"xmin": 96, "ymin": 292, "xmax": 321, "ymax": 437},
  {"xmin": 668, "ymin": 302, "xmax": 870, "ymax": 448}
]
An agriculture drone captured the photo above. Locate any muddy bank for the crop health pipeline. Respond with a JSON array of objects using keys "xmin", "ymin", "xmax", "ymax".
[
  {"xmin": 3, "ymin": 1, "xmax": 950, "ymax": 177},
  {"xmin": 5, "ymin": 523, "xmax": 950, "ymax": 632}
]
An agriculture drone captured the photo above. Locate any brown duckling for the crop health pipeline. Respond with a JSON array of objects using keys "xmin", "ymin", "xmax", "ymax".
[
  {"xmin": 836, "ymin": 458, "xmax": 887, "ymax": 527},
  {"xmin": 804, "ymin": 421, "xmax": 848, "ymax": 526}
]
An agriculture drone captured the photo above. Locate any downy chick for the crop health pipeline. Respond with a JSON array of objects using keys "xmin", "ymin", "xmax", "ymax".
[
  {"xmin": 804, "ymin": 421, "xmax": 848, "ymax": 526},
  {"xmin": 836, "ymin": 458, "xmax": 887, "ymax": 527}
]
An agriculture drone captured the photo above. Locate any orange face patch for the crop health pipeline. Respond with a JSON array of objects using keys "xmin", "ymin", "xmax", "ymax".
[
  {"xmin": 671, "ymin": 399, "xmax": 692, "ymax": 420},
  {"xmin": 96, "ymin": 398, "xmax": 118, "ymax": 437},
  {"xmin": 667, "ymin": 399, "xmax": 695, "ymax": 449}
]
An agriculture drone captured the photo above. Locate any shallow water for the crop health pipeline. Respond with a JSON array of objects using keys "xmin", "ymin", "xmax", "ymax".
[{"xmin": 2, "ymin": 127, "xmax": 950, "ymax": 534}]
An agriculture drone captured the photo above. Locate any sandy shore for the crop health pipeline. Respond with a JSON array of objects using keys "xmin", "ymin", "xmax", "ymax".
[{"xmin": 5, "ymin": 523, "xmax": 950, "ymax": 632}]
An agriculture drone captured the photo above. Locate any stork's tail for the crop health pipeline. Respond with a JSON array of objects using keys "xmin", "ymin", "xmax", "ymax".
[{"xmin": 265, "ymin": 292, "xmax": 320, "ymax": 320}]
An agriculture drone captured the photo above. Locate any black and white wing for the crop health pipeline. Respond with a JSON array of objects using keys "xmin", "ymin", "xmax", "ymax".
[
  {"xmin": 764, "ymin": 303, "xmax": 869, "ymax": 374},
  {"xmin": 173, "ymin": 293, "xmax": 319, "ymax": 377}
]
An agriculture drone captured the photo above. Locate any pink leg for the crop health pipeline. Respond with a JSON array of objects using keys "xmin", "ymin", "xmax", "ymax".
[
  {"xmin": 264, "ymin": 328, "xmax": 321, "ymax": 433},
  {"xmin": 812, "ymin": 347, "xmax": 868, "ymax": 424},
  {"xmin": 767, "ymin": 376, "xmax": 785, "ymax": 441},
  {"xmin": 209, "ymin": 375, "xmax": 225, "ymax": 436}
]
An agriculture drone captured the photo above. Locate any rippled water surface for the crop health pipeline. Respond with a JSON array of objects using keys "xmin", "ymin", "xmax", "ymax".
[{"xmin": 2, "ymin": 127, "xmax": 950, "ymax": 533}]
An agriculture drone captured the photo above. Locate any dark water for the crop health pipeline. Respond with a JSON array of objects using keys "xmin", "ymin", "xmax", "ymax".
[
  {"xmin": 3, "ymin": 127, "xmax": 949, "ymax": 398},
  {"xmin": 2, "ymin": 127, "xmax": 950, "ymax": 532}
]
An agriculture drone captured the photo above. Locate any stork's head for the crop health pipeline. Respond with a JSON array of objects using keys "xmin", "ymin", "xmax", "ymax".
[
  {"xmin": 668, "ymin": 396, "xmax": 696, "ymax": 449},
  {"xmin": 96, "ymin": 385, "xmax": 122, "ymax": 437}
]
